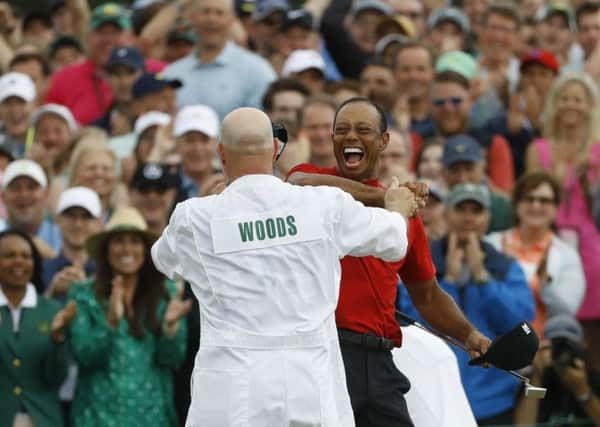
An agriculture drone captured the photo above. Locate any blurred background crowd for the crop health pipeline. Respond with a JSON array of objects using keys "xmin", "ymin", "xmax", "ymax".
[{"xmin": 0, "ymin": 0, "xmax": 600, "ymax": 425}]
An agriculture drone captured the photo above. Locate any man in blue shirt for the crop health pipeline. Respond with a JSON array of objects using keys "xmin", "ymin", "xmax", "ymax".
[
  {"xmin": 43, "ymin": 186, "xmax": 102, "ymax": 296},
  {"xmin": 398, "ymin": 183, "xmax": 534, "ymax": 425},
  {"xmin": 164, "ymin": 0, "xmax": 277, "ymax": 119}
]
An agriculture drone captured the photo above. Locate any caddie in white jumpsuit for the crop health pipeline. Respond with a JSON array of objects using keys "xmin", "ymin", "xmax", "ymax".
[{"xmin": 151, "ymin": 108, "xmax": 417, "ymax": 427}]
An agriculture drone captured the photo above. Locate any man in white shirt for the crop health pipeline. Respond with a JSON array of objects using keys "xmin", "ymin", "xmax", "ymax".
[{"xmin": 152, "ymin": 107, "xmax": 417, "ymax": 427}]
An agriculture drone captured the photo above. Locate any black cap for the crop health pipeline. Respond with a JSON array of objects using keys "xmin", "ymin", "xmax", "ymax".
[
  {"xmin": 166, "ymin": 30, "xmax": 197, "ymax": 45},
  {"xmin": 282, "ymin": 9, "xmax": 314, "ymax": 31},
  {"xmin": 469, "ymin": 321, "xmax": 539, "ymax": 371},
  {"xmin": 22, "ymin": 11, "xmax": 52, "ymax": 31},
  {"xmin": 131, "ymin": 163, "xmax": 179, "ymax": 191},
  {"xmin": 48, "ymin": 35, "xmax": 84, "ymax": 59},
  {"xmin": 132, "ymin": 73, "xmax": 182, "ymax": 99},
  {"xmin": 252, "ymin": 0, "xmax": 290, "ymax": 22},
  {"xmin": 107, "ymin": 47, "xmax": 145, "ymax": 71},
  {"xmin": 443, "ymin": 134, "xmax": 482, "ymax": 167}
]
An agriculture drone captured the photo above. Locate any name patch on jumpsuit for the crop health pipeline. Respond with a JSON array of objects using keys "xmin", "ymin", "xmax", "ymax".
[{"xmin": 210, "ymin": 209, "xmax": 323, "ymax": 254}]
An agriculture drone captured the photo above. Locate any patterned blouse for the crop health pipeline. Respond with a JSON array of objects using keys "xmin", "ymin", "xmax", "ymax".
[{"xmin": 67, "ymin": 279, "xmax": 187, "ymax": 427}]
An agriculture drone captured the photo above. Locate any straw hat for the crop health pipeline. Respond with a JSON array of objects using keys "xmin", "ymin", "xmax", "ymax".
[{"xmin": 85, "ymin": 207, "xmax": 158, "ymax": 259}]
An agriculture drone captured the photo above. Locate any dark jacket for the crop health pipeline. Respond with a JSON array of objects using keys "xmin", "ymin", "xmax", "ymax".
[
  {"xmin": 321, "ymin": 0, "xmax": 371, "ymax": 78},
  {"xmin": 0, "ymin": 296, "xmax": 68, "ymax": 427}
]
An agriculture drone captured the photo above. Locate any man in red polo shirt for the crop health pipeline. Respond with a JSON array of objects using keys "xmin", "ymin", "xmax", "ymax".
[
  {"xmin": 45, "ymin": 3, "xmax": 164, "ymax": 125},
  {"xmin": 287, "ymin": 97, "xmax": 491, "ymax": 427}
]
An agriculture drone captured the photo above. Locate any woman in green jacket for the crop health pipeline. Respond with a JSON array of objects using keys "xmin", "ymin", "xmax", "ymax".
[
  {"xmin": 68, "ymin": 207, "xmax": 190, "ymax": 427},
  {"xmin": 0, "ymin": 229, "xmax": 75, "ymax": 427}
]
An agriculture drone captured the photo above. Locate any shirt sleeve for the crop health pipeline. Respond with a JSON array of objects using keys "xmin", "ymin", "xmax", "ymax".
[
  {"xmin": 488, "ymin": 135, "xmax": 515, "ymax": 192},
  {"xmin": 398, "ymin": 216, "xmax": 437, "ymax": 284},
  {"xmin": 286, "ymin": 163, "xmax": 324, "ymax": 180},
  {"xmin": 151, "ymin": 203, "xmax": 188, "ymax": 281},
  {"xmin": 333, "ymin": 189, "xmax": 408, "ymax": 261}
]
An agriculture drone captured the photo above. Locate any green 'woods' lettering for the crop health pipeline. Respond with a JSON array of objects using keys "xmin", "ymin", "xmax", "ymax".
[{"xmin": 238, "ymin": 215, "xmax": 298, "ymax": 242}]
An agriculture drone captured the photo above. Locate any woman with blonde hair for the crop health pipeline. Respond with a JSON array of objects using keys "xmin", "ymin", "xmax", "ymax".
[
  {"xmin": 68, "ymin": 138, "xmax": 129, "ymax": 222},
  {"xmin": 525, "ymin": 72, "xmax": 600, "ymax": 368},
  {"xmin": 46, "ymin": 127, "xmax": 109, "ymax": 213}
]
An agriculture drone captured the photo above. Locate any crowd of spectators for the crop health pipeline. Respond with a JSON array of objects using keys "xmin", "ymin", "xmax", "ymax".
[{"xmin": 0, "ymin": 0, "xmax": 600, "ymax": 425}]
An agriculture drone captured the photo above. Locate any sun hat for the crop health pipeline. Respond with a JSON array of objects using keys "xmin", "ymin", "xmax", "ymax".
[{"xmin": 85, "ymin": 206, "xmax": 157, "ymax": 258}]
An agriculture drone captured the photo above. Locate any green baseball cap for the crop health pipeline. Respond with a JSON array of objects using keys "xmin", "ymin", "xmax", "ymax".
[
  {"xmin": 436, "ymin": 51, "xmax": 479, "ymax": 80},
  {"xmin": 446, "ymin": 183, "xmax": 491, "ymax": 210},
  {"xmin": 90, "ymin": 3, "xmax": 132, "ymax": 30}
]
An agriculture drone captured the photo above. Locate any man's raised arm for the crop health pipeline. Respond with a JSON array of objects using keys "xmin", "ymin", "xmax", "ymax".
[{"xmin": 287, "ymin": 171, "xmax": 386, "ymax": 207}]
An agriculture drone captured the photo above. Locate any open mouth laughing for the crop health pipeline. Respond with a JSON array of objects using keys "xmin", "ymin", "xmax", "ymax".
[{"xmin": 343, "ymin": 147, "xmax": 365, "ymax": 169}]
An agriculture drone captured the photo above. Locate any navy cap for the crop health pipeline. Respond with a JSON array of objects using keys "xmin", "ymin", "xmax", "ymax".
[
  {"xmin": 132, "ymin": 73, "xmax": 182, "ymax": 99},
  {"xmin": 252, "ymin": 0, "xmax": 290, "ymax": 22},
  {"xmin": 107, "ymin": 47, "xmax": 145, "ymax": 71},
  {"xmin": 282, "ymin": 9, "xmax": 314, "ymax": 31},
  {"xmin": 131, "ymin": 163, "xmax": 180, "ymax": 191},
  {"xmin": 443, "ymin": 134, "xmax": 482, "ymax": 167}
]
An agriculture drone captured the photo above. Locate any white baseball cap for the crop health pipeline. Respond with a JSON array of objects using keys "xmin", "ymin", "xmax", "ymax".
[
  {"xmin": 0, "ymin": 72, "xmax": 36, "ymax": 103},
  {"xmin": 173, "ymin": 105, "xmax": 219, "ymax": 139},
  {"xmin": 56, "ymin": 186, "xmax": 102, "ymax": 218},
  {"xmin": 281, "ymin": 50, "xmax": 326, "ymax": 77},
  {"xmin": 2, "ymin": 159, "xmax": 47, "ymax": 189},
  {"xmin": 134, "ymin": 111, "xmax": 171, "ymax": 140},
  {"xmin": 31, "ymin": 103, "xmax": 78, "ymax": 133}
]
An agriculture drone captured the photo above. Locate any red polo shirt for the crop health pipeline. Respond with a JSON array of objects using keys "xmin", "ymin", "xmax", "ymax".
[
  {"xmin": 46, "ymin": 58, "xmax": 166, "ymax": 125},
  {"xmin": 288, "ymin": 163, "xmax": 436, "ymax": 345}
]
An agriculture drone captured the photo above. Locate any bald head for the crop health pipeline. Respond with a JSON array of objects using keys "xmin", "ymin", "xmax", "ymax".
[{"xmin": 221, "ymin": 108, "xmax": 274, "ymax": 154}]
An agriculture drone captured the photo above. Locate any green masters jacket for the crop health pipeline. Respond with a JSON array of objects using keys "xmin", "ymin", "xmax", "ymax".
[
  {"xmin": 68, "ymin": 279, "xmax": 187, "ymax": 427},
  {"xmin": 0, "ymin": 286, "xmax": 68, "ymax": 427}
]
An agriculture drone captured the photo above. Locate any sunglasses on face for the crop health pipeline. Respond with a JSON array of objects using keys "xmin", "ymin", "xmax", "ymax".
[
  {"xmin": 521, "ymin": 195, "xmax": 555, "ymax": 205},
  {"xmin": 433, "ymin": 97, "xmax": 463, "ymax": 108}
]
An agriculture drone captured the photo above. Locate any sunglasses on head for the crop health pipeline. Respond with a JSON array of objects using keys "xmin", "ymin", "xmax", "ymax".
[{"xmin": 433, "ymin": 97, "xmax": 463, "ymax": 108}]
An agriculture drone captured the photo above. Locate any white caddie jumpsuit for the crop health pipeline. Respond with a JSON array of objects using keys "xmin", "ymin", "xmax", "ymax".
[{"xmin": 151, "ymin": 174, "xmax": 409, "ymax": 427}]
